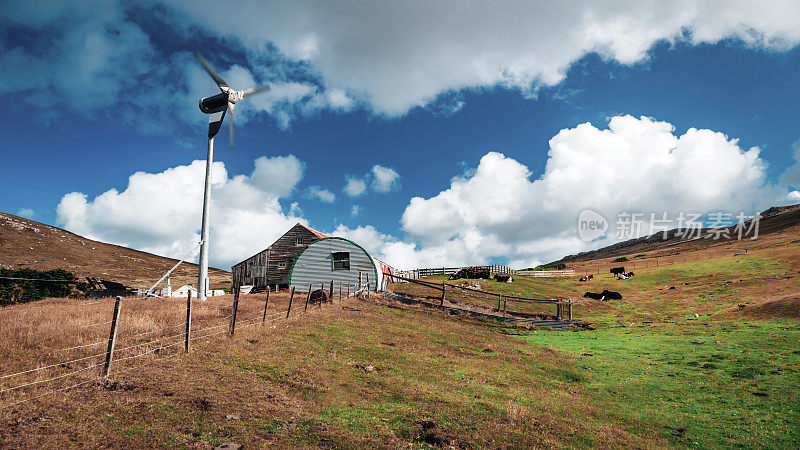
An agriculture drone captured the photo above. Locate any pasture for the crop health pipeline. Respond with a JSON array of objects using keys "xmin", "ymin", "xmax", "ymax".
[{"xmin": 0, "ymin": 242, "xmax": 798, "ymax": 447}]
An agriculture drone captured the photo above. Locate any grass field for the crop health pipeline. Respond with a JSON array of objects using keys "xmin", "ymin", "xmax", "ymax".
[{"xmin": 1, "ymin": 243, "xmax": 798, "ymax": 447}]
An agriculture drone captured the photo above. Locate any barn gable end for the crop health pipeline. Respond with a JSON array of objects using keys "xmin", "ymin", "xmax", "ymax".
[{"xmin": 231, "ymin": 223, "xmax": 328, "ymax": 290}]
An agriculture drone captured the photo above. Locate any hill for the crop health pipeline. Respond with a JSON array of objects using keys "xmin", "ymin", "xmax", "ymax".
[
  {"xmin": 1, "ymin": 232, "xmax": 798, "ymax": 447},
  {"xmin": 549, "ymin": 203, "xmax": 800, "ymax": 265},
  {"xmin": 0, "ymin": 212, "xmax": 229, "ymax": 290}
]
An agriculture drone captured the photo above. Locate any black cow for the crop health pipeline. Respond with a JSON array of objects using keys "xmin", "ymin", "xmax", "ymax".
[
  {"xmin": 610, "ymin": 267, "xmax": 625, "ymax": 276},
  {"xmin": 583, "ymin": 290, "xmax": 623, "ymax": 301}
]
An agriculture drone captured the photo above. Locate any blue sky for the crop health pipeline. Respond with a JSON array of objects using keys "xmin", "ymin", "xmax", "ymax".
[{"xmin": 1, "ymin": 1, "xmax": 799, "ymax": 269}]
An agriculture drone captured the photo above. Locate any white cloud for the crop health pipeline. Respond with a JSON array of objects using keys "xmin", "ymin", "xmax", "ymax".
[
  {"xmin": 307, "ymin": 186, "xmax": 336, "ymax": 203},
  {"xmin": 350, "ymin": 205, "xmax": 360, "ymax": 216},
  {"xmin": 371, "ymin": 165, "xmax": 401, "ymax": 193},
  {"xmin": 337, "ymin": 116, "xmax": 790, "ymax": 269},
  {"xmin": 780, "ymin": 139, "xmax": 800, "ymax": 189},
  {"xmin": 343, "ymin": 165, "xmax": 402, "ymax": 198},
  {"xmin": 16, "ymin": 208, "xmax": 34, "ymax": 219},
  {"xmin": 5, "ymin": 1, "xmax": 800, "ymax": 129},
  {"xmin": 343, "ymin": 177, "xmax": 367, "ymax": 198},
  {"xmin": 167, "ymin": 0, "xmax": 800, "ymax": 116},
  {"xmin": 56, "ymin": 155, "xmax": 306, "ymax": 269}
]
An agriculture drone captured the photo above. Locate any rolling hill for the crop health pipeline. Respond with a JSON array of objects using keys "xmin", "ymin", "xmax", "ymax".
[
  {"xmin": 0, "ymin": 212, "xmax": 229, "ymax": 290},
  {"xmin": 549, "ymin": 203, "xmax": 800, "ymax": 265}
]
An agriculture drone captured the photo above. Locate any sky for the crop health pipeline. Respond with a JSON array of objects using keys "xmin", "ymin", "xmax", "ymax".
[{"xmin": 1, "ymin": 0, "xmax": 799, "ymax": 270}]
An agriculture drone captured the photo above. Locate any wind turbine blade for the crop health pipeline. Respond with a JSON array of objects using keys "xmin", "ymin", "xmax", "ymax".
[
  {"xmin": 228, "ymin": 106, "xmax": 234, "ymax": 147},
  {"xmin": 240, "ymin": 84, "xmax": 271, "ymax": 99},
  {"xmin": 194, "ymin": 51, "xmax": 229, "ymax": 92}
]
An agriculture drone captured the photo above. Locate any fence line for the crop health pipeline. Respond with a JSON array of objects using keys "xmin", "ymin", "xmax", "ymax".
[
  {"xmin": 0, "ymin": 352, "xmax": 105, "ymax": 380},
  {"xmin": 384, "ymin": 272, "xmax": 571, "ymax": 322},
  {"xmin": 0, "ymin": 280, "xmax": 359, "ymax": 409}
]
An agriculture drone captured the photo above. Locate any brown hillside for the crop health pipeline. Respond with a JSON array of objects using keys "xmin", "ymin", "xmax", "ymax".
[
  {"xmin": 0, "ymin": 213, "xmax": 229, "ymax": 289},
  {"xmin": 549, "ymin": 203, "xmax": 800, "ymax": 265}
]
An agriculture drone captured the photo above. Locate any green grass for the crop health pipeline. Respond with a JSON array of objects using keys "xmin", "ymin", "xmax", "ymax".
[{"xmin": 520, "ymin": 320, "xmax": 800, "ymax": 447}]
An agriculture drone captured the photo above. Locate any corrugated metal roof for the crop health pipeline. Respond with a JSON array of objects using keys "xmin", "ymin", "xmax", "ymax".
[
  {"xmin": 297, "ymin": 222, "xmax": 329, "ymax": 239},
  {"xmin": 288, "ymin": 237, "xmax": 378, "ymax": 292}
]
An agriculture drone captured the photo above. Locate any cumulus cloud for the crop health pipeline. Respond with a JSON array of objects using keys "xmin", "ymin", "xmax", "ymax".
[
  {"xmin": 350, "ymin": 205, "xmax": 360, "ymax": 216},
  {"xmin": 167, "ymin": 0, "xmax": 800, "ymax": 116},
  {"xmin": 343, "ymin": 177, "xmax": 368, "ymax": 198},
  {"xmin": 56, "ymin": 155, "xmax": 306, "ymax": 269},
  {"xmin": 5, "ymin": 1, "xmax": 800, "ymax": 130},
  {"xmin": 337, "ymin": 116, "xmax": 790, "ymax": 269},
  {"xmin": 343, "ymin": 165, "xmax": 401, "ymax": 198},
  {"xmin": 370, "ymin": 165, "xmax": 401, "ymax": 193},
  {"xmin": 306, "ymin": 186, "xmax": 336, "ymax": 203}
]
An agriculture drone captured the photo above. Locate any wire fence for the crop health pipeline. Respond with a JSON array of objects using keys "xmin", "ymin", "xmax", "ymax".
[{"xmin": 0, "ymin": 283, "xmax": 357, "ymax": 410}]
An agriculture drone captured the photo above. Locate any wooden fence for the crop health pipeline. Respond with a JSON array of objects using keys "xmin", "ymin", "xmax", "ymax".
[
  {"xmin": 383, "ymin": 272, "xmax": 572, "ymax": 323},
  {"xmin": 404, "ymin": 264, "xmax": 516, "ymax": 279},
  {"xmin": 516, "ymin": 269, "xmax": 575, "ymax": 278}
]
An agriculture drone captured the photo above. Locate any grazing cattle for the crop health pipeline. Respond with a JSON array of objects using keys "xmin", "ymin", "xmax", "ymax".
[
  {"xmin": 618, "ymin": 271, "xmax": 635, "ymax": 280},
  {"xmin": 610, "ymin": 267, "xmax": 625, "ymax": 276},
  {"xmin": 494, "ymin": 274, "xmax": 512, "ymax": 283},
  {"xmin": 579, "ymin": 274, "xmax": 594, "ymax": 282},
  {"xmin": 583, "ymin": 289, "xmax": 623, "ymax": 301}
]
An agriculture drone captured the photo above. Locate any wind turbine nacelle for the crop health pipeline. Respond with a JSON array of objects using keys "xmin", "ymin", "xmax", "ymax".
[{"xmin": 199, "ymin": 93, "xmax": 228, "ymax": 114}]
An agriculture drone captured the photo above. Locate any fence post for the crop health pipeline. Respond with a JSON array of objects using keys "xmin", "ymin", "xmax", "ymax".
[
  {"xmin": 496, "ymin": 294, "xmax": 501, "ymax": 312},
  {"xmin": 339, "ymin": 281, "xmax": 342, "ymax": 302},
  {"xmin": 287, "ymin": 286, "xmax": 296, "ymax": 318},
  {"xmin": 330, "ymin": 280, "xmax": 334, "ymax": 302},
  {"xmin": 656, "ymin": 257, "xmax": 659, "ymax": 267},
  {"xmin": 229, "ymin": 285, "xmax": 240, "ymax": 336},
  {"xmin": 185, "ymin": 290, "xmax": 192, "ymax": 353},
  {"xmin": 262, "ymin": 289, "xmax": 270, "ymax": 324},
  {"xmin": 304, "ymin": 284, "xmax": 311, "ymax": 312},
  {"xmin": 102, "ymin": 296, "xmax": 122, "ymax": 378},
  {"xmin": 568, "ymin": 299, "xmax": 573, "ymax": 321},
  {"xmin": 440, "ymin": 282, "xmax": 446, "ymax": 307},
  {"xmin": 347, "ymin": 282, "xmax": 350, "ymax": 297},
  {"xmin": 502, "ymin": 296, "xmax": 506, "ymax": 318},
  {"xmin": 365, "ymin": 274, "xmax": 370, "ymax": 298}
]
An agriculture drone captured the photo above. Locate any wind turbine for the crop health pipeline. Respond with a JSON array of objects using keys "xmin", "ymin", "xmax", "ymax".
[{"xmin": 194, "ymin": 51, "xmax": 270, "ymax": 300}]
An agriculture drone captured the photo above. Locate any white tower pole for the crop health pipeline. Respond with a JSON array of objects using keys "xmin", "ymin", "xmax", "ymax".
[{"xmin": 197, "ymin": 136, "xmax": 214, "ymax": 301}]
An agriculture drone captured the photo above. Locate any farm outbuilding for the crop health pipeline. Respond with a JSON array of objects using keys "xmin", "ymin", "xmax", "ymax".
[
  {"xmin": 231, "ymin": 223, "xmax": 397, "ymax": 292},
  {"xmin": 289, "ymin": 237, "xmax": 378, "ymax": 292}
]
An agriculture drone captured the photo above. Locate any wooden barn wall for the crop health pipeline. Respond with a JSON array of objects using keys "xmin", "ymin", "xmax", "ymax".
[
  {"xmin": 231, "ymin": 225, "xmax": 323, "ymax": 288},
  {"xmin": 289, "ymin": 239, "xmax": 378, "ymax": 292}
]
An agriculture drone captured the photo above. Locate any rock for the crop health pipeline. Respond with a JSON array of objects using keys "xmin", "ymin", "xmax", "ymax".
[
  {"xmin": 694, "ymin": 313, "xmax": 700, "ymax": 318},
  {"xmin": 225, "ymin": 414, "xmax": 241, "ymax": 421},
  {"xmin": 690, "ymin": 340, "xmax": 706, "ymax": 344},
  {"xmin": 214, "ymin": 443, "xmax": 242, "ymax": 450}
]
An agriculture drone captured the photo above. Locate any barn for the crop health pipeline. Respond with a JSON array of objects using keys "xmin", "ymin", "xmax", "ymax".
[{"xmin": 231, "ymin": 223, "xmax": 396, "ymax": 292}]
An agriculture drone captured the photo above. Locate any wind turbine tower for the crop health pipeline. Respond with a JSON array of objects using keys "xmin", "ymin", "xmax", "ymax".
[{"xmin": 194, "ymin": 52, "xmax": 270, "ymax": 300}]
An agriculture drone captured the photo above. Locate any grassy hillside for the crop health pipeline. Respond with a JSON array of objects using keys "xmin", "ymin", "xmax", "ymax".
[
  {"xmin": 0, "ymin": 212, "xmax": 229, "ymax": 289},
  {"xmin": 1, "ymin": 241, "xmax": 798, "ymax": 447}
]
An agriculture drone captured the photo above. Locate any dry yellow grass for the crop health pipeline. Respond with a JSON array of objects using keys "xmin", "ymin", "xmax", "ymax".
[{"xmin": 0, "ymin": 291, "xmax": 309, "ymax": 409}]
